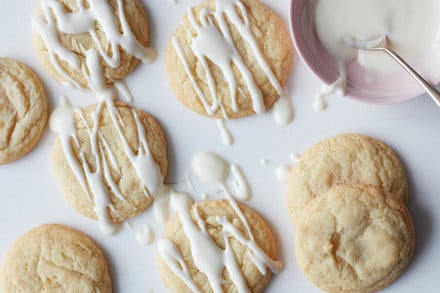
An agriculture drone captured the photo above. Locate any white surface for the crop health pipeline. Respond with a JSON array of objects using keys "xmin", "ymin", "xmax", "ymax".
[{"xmin": 0, "ymin": 0, "xmax": 439, "ymax": 292}]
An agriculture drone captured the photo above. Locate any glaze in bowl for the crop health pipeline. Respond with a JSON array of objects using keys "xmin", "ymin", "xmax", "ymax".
[{"xmin": 289, "ymin": 0, "xmax": 440, "ymax": 104}]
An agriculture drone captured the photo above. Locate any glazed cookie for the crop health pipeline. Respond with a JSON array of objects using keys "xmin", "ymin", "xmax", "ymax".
[
  {"xmin": 287, "ymin": 134, "xmax": 408, "ymax": 223},
  {"xmin": 0, "ymin": 224, "xmax": 112, "ymax": 292},
  {"xmin": 167, "ymin": 0, "xmax": 293, "ymax": 119},
  {"xmin": 0, "ymin": 58, "xmax": 47, "ymax": 165},
  {"xmin": 294, "ymin": 184, "xmax": 415, "ymax": 293},
  {"xmin": 51, "ymin": 99, "xmax": 167, "ymax": 234},
  {"xmin": 157, "ymin": 194, "xmax": 282, "ymax": 292},
  {"xmin": 32, "ymin": 0, "xmax": 155, "ymax": 89}
]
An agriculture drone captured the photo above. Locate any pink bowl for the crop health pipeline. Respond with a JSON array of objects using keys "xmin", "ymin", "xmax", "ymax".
[{"xmin": 289, "ymin": 0, "xmax": 440, "ymax": 104}]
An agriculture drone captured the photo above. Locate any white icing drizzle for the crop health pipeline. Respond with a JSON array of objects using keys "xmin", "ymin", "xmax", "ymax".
[
  {"xmin": 314, "ymin": 69, "xmax": 346, "ymax": 112},
  {"xmin": 191, "ymin": 151, "xmax": 251, "ymax": 201},
  {"xmin": 158, "ymin": 191, "xmax": 283, "ymax": 292},
  {"xmin": 157, "ymin": 238, "xmax": 201, "ymax": 293},
  {"xmin": 172, "ymin": 0, "xmax": 292, "ymax": 143},
  {"xmin": 136, "ymin": 224, "xmax": 155, "ymax": 246},
  {"xmin": 273, "ymin": 92, "xmax": 294, "ymax": 126},
  {"xmin": 216, "ymin": 119, "xmax": 233, "ymax": 146},
  {"xmin": 230, "ymin": 164, "xmax": 250, "ymax": 200},
  {"xmin": 50, "ymin": 96, "xmax": 163, "ymax": 234},
  {"xmin": 276, "ymin": 165, "xmax": 291, "ymax": 182},
  {"xmin": 32, "ymin": 0, "xmax": 156, "ymax": 88},
  {"xmin": 192, "ymin": 151, "xmax": 230, "ymax": 185}
]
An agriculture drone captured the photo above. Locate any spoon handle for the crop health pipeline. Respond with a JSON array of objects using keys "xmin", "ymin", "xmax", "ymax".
[{"xmin": 379, "ymin": 48, "xmax": 440, "ymax": 107}]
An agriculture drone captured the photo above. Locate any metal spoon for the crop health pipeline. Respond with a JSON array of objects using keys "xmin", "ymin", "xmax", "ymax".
[{"xmin": 345, "ymin": 35, "xmax": 440, "ymax": 107}]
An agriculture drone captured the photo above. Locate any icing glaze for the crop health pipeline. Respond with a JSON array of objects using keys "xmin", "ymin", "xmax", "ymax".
[
  {"xmin": 33, "ymin": 0, "xmax": 156, "ymax": 88},
  {"xmin": 172, "ymin": 0, "xmax": 293, "ymax": 144},
  {"xmin": 217, "ymin": 119, "xmax": 233, "ymax": 146},
  {"xmin": 276, "ymin": 165, "xmax": 291, "ymax": 182},
  {"xmin": 191, "ymin": 151, "xmax": 250, "ymax": 201},
  {"xmin": 136, "ymin": 224, "xmax": 155, "ymax": 246},
  {"xmin": 158, "ymin": 191, "xmax": 283, "ymax": 292},
  {"xmin": 50, "ymin": 96, "xmax": 163, "ymax": 234},
  {"xmin": 314, "ymin": 0, "xmax": 439, "ymax": 105}
]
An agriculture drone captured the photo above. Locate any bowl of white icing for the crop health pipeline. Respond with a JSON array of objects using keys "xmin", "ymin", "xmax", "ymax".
[{"xmin": 290, "ymin": 0, "xmax": 440, "ymax": 105}]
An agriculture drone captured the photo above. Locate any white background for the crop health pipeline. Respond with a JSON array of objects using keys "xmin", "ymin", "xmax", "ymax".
[{"xmin": 1, "ymin": 0, "xmax": 439, "ymax": 292}]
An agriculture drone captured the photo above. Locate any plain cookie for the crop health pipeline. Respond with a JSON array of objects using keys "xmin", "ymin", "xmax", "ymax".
[
  {"xmin": 51, "ymin": 102, "xmax": 167, "ymax": 223},
  {"xmin": 33, "ymin": 0, "xmax": 150, "ymax": 88},
  {"xmin": 158, "ymin": 199, "xmax": 279, "ymax": 292},
  {"xmin": 166, "ymin": 0, "xmax": 293, "ymax": 119},
  {"xmin": 0, "ymin": 224, "xmax": 112, "ymax": 292},
  {"xmin": 0, "ymin": 58, "xmax": 47, "ymax": 165},
  {"xmin": 287, "ymin": 134, "xmax": 408, "ymax": 223},
  {"xmin": 295, "ymin": 184, "xmax": 415, "ymax": 293}
]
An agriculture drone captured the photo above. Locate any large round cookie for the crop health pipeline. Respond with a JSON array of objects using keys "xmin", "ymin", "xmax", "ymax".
[
  {"xmin": 287, "ymin": 134, "xmax": 408, "ymax": 223},
  {"xmin": 0, "ymin": 224, "xmax": 112, "ymax": 292},
  {"xmin": 33, "ymin": 0, "xmax": 150, "ymax": 88},
  {"xmin": 157, "ymin": 198, "xmax": 280, "ymax": 292},
  {"xmin": 295, "ymin": 184, "xmax": 415, "ymax": 293},
  {"xmin": 51, "ymin": 102, "xmax": 167, "ymax": 224},
  {"xmin": 166, "ymin": 0, "xmax": 293, "ymax": 119},
  {"xmin": 0, "ymin": 58, "xmax": 47, "ymax": 165}
]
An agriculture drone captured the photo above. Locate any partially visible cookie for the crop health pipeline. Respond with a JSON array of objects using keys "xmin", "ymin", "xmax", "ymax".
[
  {"xmin": 167, "ymin": 0, "xmax": 293, "ymax": 119},
  {"xmin": 157, "ymin": 197, "xmax": 280, "ymax": 293},
  {"xmin": 51, "ymin": 102, "xmax": 167, "ymax": 226},
  {"xmin": 295, "ymin": 184, "xmax": 415, "ymax": 293},
  {"xmin": 33, "ymin": 0, "xmax": 152, "ymax": 88},
  {"xmin": 0, "ymin": 58, "xmax": 47, "ymax": 165},
  {"xmin": 287, "ymin": 134, "xmax": 408, "ymax": 223},
  {"xmin": 0, "ymin": 224, "xmax": 112, "ymax": 292}
]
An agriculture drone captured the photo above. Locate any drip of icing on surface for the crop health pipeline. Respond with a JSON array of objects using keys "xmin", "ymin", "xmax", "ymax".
[
  {"xmin": 273, "ymin": 92, "xmax": 294, "ymax": 126},
  {"xmin": 314, "ymin": 70, "xmax": 346, "ymax": 112},
  {"xmin": 216, "ymin": 119, "xmax": 233, "ymax": 146},
  {"xmin": 136, "ymin": 224, "xmax": 155, "ymax": 246},
  {"xmin": 158, "ymin": 191, "xmax": 283, "ymax": 293},
  {"xmin": 289, "ymin": 153, "xmax": 300, "ymax": 162},
  {"xmin": 32, "ymin": 0, "xmax": 157, "ymax": 88},
  {"xmin": 192, "ymin": 151, "xmax": 230, "ymax": 185},
  {"xmin": 276, "ymin": 165, "xmax": 291, "ymax": 182},
  {"xmin": 191, "ymin": 151, "xmax": 251, "ymax": 201},
  {"xmin": 230, "ymin": 164, "xmax": 250, "ymax": 200}
]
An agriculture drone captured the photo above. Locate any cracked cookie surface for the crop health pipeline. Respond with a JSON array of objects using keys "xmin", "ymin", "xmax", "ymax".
[
  {"xmin": 294, "ymin": 184, "xmax": 415, "ymax": 293},
  {"xmin": 166, "ymin": 0, "xmax": 293, "ymax": 119},
  {"xmin": 287, "ymin": 134, "xmax": 408, "ymax": 224},
  {"xmin": 0, "ymin": 224, "xmax": 112, "ymax": 292},
  {"xmin": 157, "ymin": 199, "xmax": 279, "ymax": 293},
  {"xmin": 0, "ymin": 58, "xmax": 47, "ymax": 165}
]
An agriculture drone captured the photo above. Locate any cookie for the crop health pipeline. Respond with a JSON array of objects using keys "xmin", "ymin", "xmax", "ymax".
[
  {"xmin": 157, "ymin": 194, "xmax": 282, "ymax": 293},
  {"xmin": 0, "ymin": 58, "xmax": 47, "ymax": 165},
  {"xmin": 294, "ymin": 184, "xmax": 415, "ymax": 293},
  {"xmin": 166, "ymin": 0, "xmax": 293, "ymax": 119},
  {"xmin": 0, "ymin": 224, "xmax": 112, "ymax": 292},
  {"xmin": 287, "ymin": 134, "xmax": 408, "ymax": 223},
  {"xmin": 51, "ymin": 100, "xmax": 167, "ymax": 233},
  {"xmin": 33, "ymin": 0, "xmax": 155, "ymax": 89}
]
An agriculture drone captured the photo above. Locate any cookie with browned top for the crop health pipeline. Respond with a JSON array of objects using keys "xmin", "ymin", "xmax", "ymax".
[
  {"xmin": 287, "ymin": 134, "xmax": 408, "ymax": 223},
  {"xmin": 295, "ymin": 184, "xmax": 415, "ymax": 293},
  {"xmin": 0, "ymin": 58, "xmax": 47, "ymax": 165},
  {"xmin": 0, "ymin": 224, "xmax": 112, "ymax": 292}
]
